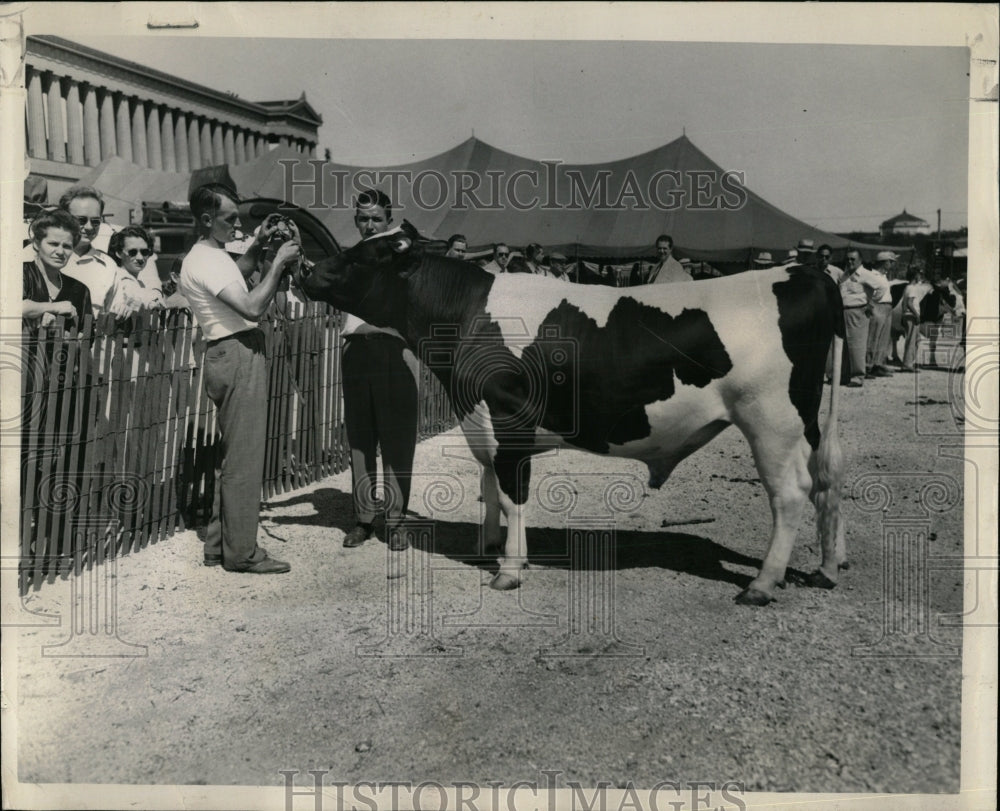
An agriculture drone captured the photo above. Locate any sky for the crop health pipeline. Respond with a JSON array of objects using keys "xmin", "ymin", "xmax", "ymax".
[{"xmin": 60, "ymin": 31, "xmax": 972, "ymax": 233}]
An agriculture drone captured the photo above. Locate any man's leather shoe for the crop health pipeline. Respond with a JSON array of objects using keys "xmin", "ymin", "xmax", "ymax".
[
  {"xmin": 223, "ymin": 553, "xmax": 290, "ymax": 574},
  {"xmin": 842, "ymin": 379, "xmax": 863, "ymax": 388},
  {"xmin": 204, "ymin": 554, "xmax": 222, "ymax": 567},
  {"xmin": 872, "ymin": 367, "xmax": 893, "ymax": 377},
  {"xmin": 343, "ymin": 525, "xmax": 372, "ymax": 548},
  {"xmin": 386, "ymin": 521, "xmax": 410, "ymax": 551}
]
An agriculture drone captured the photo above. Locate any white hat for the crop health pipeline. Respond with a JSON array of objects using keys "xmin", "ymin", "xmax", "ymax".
[
  {"xmin": 754, "ymin": 251, "xmax": 773, "ymax": 264},
  {"xmin": 876, "ymin": 250, "xmax": 898, "ymax": 263}
]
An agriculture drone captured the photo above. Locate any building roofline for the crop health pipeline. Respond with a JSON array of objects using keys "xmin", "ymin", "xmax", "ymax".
[{"xmin": 27, "ymin": 35, "xmax": 323, "ymax": 127}]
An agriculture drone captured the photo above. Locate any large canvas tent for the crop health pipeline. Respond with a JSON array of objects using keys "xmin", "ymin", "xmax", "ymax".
[{"xmin": 80, "ymin": 135, "xmax": 905, "ymax": 270}]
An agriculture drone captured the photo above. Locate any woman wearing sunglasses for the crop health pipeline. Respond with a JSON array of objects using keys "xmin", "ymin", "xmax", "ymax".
[{"xmin": 107, "ymin": 225, "xmax": 164, "ymax": 309}]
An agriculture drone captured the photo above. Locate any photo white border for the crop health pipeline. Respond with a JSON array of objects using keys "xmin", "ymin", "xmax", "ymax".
[{"xmin": 2, "ymin": 3, "xmax": 997, "ymax": 809}]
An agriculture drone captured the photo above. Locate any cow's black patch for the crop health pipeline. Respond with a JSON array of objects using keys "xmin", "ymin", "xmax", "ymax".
[
  {"xmin": 772, "ymin": 268, "xmax": 843, "ymax": 449},
  {"xmin": 515, "ymin": 298, "xmax": 733, "ymax": 453}
]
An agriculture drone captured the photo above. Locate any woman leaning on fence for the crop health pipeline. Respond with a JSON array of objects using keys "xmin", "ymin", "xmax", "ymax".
[
  {"xmin": 21, "ymin": 210, "xmax": 95, "ymax": 565},
  {"xmin": 22, "ymin": 209, "xmax": 93, "ymax": 333}
]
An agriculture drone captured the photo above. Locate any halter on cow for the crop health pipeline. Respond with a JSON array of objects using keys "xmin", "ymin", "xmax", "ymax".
[{"xmin": 299, "ymin": 222, "xmax": 848, "ymax": 606}]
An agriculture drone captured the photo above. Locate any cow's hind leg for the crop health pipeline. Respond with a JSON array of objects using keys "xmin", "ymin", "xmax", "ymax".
[{"xmin": 735, "ymin": 425, "xmax": 813, "ymax": 606}]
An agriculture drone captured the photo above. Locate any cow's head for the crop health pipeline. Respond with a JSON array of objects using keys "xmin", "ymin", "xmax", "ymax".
[{"xmin": 298, "ymin": 220, "xmax": 424, "ymax": 331}]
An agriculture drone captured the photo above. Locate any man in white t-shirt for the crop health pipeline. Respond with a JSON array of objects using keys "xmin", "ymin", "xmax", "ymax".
[{"xmin": 179, "ymin": 183, "xmax": 301, "ymax": 574}]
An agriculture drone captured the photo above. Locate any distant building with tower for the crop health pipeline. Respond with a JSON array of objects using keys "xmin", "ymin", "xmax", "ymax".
[
  {"xmin": 24, "ymin": 35, "xmax": 322, "ymax": 202},
  {"xmin": 880, "ymin": 209, "xmax": 931, "ymax": 238}
]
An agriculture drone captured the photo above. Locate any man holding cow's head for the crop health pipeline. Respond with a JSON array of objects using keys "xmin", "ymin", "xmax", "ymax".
[
  {"xmin": 179, "ymin": 183, "xmax": 302, "ymax": 574},
  {"xmin": 341, "ymin": 188, "xmax": 419, "ymax": 552}
]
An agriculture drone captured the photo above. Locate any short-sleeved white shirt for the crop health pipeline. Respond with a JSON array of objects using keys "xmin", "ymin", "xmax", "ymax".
[
  {"xmin": 61, "ymin": 249, "xmax": 120, "ymax": 317},
  {"xmin": 179, "ymin": 242, "xmax": 257, "ymax": 341}
]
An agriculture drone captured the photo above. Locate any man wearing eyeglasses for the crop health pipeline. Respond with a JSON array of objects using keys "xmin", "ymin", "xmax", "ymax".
[
  {"xmin": 812, "ymin": 243, "xmax": 842, "ymax": 279},
  {"xmin": 482, "ymin": 243, "xmax": 511, "ymax": 275},
  {"xmin": 57, "ymin": 186, "xmax": 141, "ymax": 320}
]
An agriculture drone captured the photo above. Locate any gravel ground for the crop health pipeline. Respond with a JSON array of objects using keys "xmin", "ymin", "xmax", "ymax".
[{"xmin": 13, "ymin": 360, "xmax": 970, "ymax": 800}]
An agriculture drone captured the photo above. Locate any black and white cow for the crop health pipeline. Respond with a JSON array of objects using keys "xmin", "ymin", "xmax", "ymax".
[{"xmin": 299, "ymin": 222, "xmax": 848, "ymax": 605}]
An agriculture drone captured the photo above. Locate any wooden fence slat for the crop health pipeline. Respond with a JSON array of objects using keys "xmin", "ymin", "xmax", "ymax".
[
  {"xmin": 20, "ymin": 331, "xmax": 43, "ymax": 593},
  {"xmin": 263, "ymin": 313, "xmax": 283, "ymax": 498},
  {"xmin": 142, "ymin": 310, "xmax": 174, "ymax": 548},
  {"xmin": 157, "ymin": 313, "xmax": 188, "ymax": 540},
  {"xmin": 33, "ymin": 321, "xmax": 70, "ymax": 583},
  {"xmin": 274, "ymin": 312, "xmax": 295, "ymax": 495},
  {"xmin": 162, "ymin": 312, "xmax": 194, "ymax": 533},
  {"xmin": 60, "ymin": 320, "xmax": 92, "ymax": 573}
]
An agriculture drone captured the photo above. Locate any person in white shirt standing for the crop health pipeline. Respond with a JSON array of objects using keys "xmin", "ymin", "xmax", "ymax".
[
  {"xmin": 865, "ymin": 251, "xmax": 898, "ymax": 378},
  {"xmin": 830, "ymin": 248, "xmax": 890, "ymax": 387},
  {"xmin": 179, "ymin": 183, "xmax": 301, "ymax": 574},
  {"xmin": 57, "ymin": 186, "xmax": 141, "ymax": 320}
]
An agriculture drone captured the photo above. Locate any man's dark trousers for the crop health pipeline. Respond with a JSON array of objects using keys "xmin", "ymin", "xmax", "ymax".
[
  {"xmin": 342, "ymin": 333, "xmax": 418, "ymax": 524},
  {"xmin": 204, "ymin": 328, "xmax": 268, "ymax": 567}
]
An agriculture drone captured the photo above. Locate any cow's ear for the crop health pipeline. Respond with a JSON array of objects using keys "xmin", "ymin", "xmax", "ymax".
[
  {"xmin": 390, "ymin": 234, "xmax": 413, "ymax": 254},
  {"xmin": 400, "ymin": 220, "xmax": 421, "ymax": 240}
]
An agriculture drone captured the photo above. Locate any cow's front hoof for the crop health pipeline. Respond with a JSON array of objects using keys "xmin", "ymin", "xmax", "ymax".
[
  {"xmin": 805, "ymin": 569, "xmax": 838, "ymax": 589},
  {"xmin": 490, "ymin": 572, "xmax": 521, "ymax": 591},
  {"xmin": 734, "ymin": 587, "xmax": 773, "ymax": 606}
]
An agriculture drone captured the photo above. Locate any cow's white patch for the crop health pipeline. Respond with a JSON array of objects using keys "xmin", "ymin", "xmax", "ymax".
[{"xmin": 484, "ymin": 275, "xmax": 620, "ymax": 357}]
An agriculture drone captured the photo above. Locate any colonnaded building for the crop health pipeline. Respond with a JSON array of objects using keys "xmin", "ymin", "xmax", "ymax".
[{"xmin": 24, "ymin": 35, "xmax": 322, "ymax": 202}]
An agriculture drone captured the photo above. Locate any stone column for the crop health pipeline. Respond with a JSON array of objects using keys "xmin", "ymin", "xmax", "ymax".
[
  {"xmin": 200, "ymin": 118, "xmax": 214, "ymax": 166},
  {"xmin": 115, "ymin": 92, "xmax": 133, "ymax": 162},
  {"xmin": 44, "ymin": 73, "xmax": 67, "ymax": 162},
  {"xmin": 98, "ymin": 88, "xmax": 117, "ymax": 160},
  {"xmin": 26, "ymin": 67, "xmax": 48, "ymax": 159},
  {"xmin": 211, "ymin": 121, "xmax": 225, "ymax": 165},
  {"xmin": 234, "ymin": 129, "xmax": 246, "ymax": 164},
  {"xmin": 146, "ymin": 103, "xmax": 162, "ymax": 170},
  {"xmin": 160, "ymin": 106, "xmax": 176, "ymax": 172},
  {"xmin": 174, "ymin": 111, "xmax": 190, "ymax": 172},
  {"xmin": 81, "ymin": 83, "xmax": 101, "ymax": 166},
  {"xmin": 65, "ymin": 78, "xmax": 85, "ymax": 165},
  {"xmin": 131, "ymin": 98, "xmax": 148, "ymax": 166},
  {"xmin": 222, "ymin": 125, "xmax": 236, "ymax": 164},
  {"xmin": 188, "ymin": 115, "xmax": 202, "ymax": 170},
  {"xmin": 309, "ymin": 142, "xmax": 317, "ymax": 158}
]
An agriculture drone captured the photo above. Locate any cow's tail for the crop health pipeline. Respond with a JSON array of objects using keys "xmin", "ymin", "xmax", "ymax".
[{"xmin": 814, "ymin": 332, "xmax": 845, "ymax": 577}]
